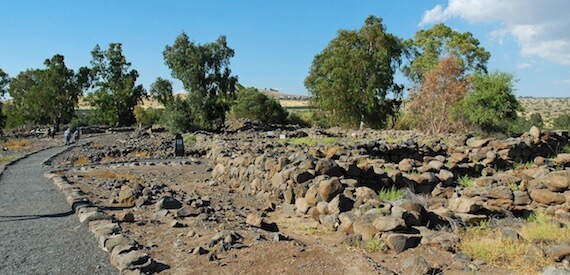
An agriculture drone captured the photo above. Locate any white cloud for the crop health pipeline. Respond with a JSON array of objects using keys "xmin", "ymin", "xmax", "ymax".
[
  {"xmin": 517, "ymin": 63, "xmax": 531, "ymax": 69},
  {"xmin": 563, "ymin": 79, "xmax": 570, "ymax": 84},
  {"xmin": 420, "ymin": 0, "xmax": 570, "ymax": 65}
]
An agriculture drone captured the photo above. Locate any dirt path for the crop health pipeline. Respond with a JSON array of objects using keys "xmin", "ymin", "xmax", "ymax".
[{"xmin": 0, "ymin": 147, "xmax": 116, "ymax": 275}]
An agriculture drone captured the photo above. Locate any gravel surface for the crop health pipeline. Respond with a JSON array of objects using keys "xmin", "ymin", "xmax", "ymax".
[{"xmin": 0, "ymin": 146, "xmax": 116, "ymax": 275}]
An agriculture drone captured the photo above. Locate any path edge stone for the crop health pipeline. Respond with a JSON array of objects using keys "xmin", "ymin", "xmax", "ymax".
[{"xmin": 44, "ymin": 171, "xmax": 159, "ymax": 274}]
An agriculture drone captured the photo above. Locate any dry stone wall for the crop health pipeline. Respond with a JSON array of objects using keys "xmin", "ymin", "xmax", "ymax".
[{"xmin": 201, "ymin": 127, "xmax": 570, "ymax": 253}]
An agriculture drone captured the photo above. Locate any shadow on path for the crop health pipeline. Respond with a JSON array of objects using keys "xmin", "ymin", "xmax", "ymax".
[{"xmin": 0, "ymin": 209, "xmax": 74, "ymax": 222}]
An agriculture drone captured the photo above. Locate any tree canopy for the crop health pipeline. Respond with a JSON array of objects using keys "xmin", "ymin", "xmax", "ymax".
[
  {"xmin": 0, "ymin": 69, "xmax": 9, "ymax": 96},
  {"xmin": 5, "ymin": 55, "xmax": 89, "ymax": 130},
  {"xmin": 403, "ymin": 24, "xmax": 490, "ymax": 86},
  {"xmin": 230, "ymin": 87, "xmax": 288, "ymax": 124},
  {"xmin": 149, "ymin": 77, "xmax": 174, "ymax": 107},
  {"xmin": 305, "ymin": 15, "xmax": 403, "ymax": 129},
  {"xmin": 458, "ymin": 71, "xmax": 521, "ymax": 132},
  {"xmin": 87, "ymin": 43, "xmax": 146, "ymax": 126},
  {"xmin": 163, "ymin": 32, "xmax": 238, "ymax": 130}
]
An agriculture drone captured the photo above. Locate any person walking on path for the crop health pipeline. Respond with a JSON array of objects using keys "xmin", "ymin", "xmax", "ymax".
[
  {"xmin": 73, "ymin": 128, "xmax": 80, "ymax": 145},
  {"xmin": 64, "ymin": 128, "xmax": 72, "ymax": 145}
]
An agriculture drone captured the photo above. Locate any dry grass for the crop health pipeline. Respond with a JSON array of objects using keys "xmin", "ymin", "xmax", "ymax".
[
  {"xmin": 460, "ymin": 212, "xmax": 570, "ymax": 273},
  {"xmin": 100, "ymin": 156, "xmax": 116, "ymax": 163},
  {"xmin": 519, "ymin": 97, "xmax": 570, "ymax": 126},
  {"xmin": 3, "ymin": 139, "xmax": 31, "ymax": 150},
  {"xmin": 72, "ymin": 156, "xmax": 90, "ymax": 166},
  {"xmin": 0, "ymin": 154, "xmax": 19, "ymax": 163},
  {"xmin": 86, "ymin": 170, "xmax": 141, "ymax": 183},
  {"xmin": 279, "ymin": 100, "xmax": 310, "ymax": 107}
]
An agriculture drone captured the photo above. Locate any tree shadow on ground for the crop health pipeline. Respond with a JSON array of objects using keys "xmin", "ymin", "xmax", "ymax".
[{"xmin": 0, "ymin": 209, "xmax": 74, "ymax": 222}]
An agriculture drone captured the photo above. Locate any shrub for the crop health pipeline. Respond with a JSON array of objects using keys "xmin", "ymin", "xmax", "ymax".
[
  {"xmin": 552, "ymin": 114, "xmax": 570, "ymax": 130},
  {"xmin": 458, "ymin": 71, "xmax": 521, "ymax": 133},
  {"xmin": 229, "ymin": 87, "xmax": 288, "ymax": 124},
  {"xmin": 160, "ymin": 98, "xmax": 194, "ymax": 134},
  {"xmin": 134, "ymin": 106, "xmax": 162, "ymax": 127}
]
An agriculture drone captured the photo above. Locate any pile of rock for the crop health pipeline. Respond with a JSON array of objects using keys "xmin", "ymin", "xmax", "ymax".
[{"xmin": 201, "ymin": 127, "xmax": 570, "ymax": 254}]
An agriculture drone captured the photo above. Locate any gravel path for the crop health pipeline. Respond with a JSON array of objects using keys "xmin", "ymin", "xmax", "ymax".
[{"xmin": 0, "ymin": 146, "xmax": 117, "ymax": 275}]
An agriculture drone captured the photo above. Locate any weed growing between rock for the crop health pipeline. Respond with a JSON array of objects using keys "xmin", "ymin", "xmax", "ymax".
[
  {"xmin": 378, "ymin": 186, "xmax": 405, "ymax": 201},
  {"xmin": 458, "ymin": 175, "xmax": 474, "ymax": 187},
  {"xmin": 364, "ymin": 237, "xmax": 387, "ymax": 252}
]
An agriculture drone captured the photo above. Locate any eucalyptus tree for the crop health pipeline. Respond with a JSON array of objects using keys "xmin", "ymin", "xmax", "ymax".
[
  {"xmin": 305, "ymin": 15, "xmax": 403, "ymax": 129},
  {"xmin": 87, "ymin": 43, "xmax": 146, "ymax": 126},
  {"xmin": 163, "ymin": 32, "xmax": 238, "ymax": 130}
]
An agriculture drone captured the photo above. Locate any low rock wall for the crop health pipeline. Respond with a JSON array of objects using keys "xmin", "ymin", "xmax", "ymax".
[{"xmin": 201, "ymin": 128, "xmax": 570, "ymax": 252}]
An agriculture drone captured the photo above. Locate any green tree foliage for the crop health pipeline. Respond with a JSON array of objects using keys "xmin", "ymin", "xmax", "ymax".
[
  {"xmin": 458, "ymin": 72, "xmax": 521, "ymax": 132},
  {"xmin": 0, "ymin": 69, "xmax": 9, "ymax": 129},
  {"xmin": 149, "ymin": 77, "xmax": 174, "ymax": 106},
  {"xmin": 553, "ymin": 114, "xmax": 570, "ymax": 130},
  {"xmin": 404, "ymin": 24, "xmax": 490, "ymax": 86},
  {"xmin": 134, "ymin": 106, "xmax": 162, "ymax": 126},
  {"xmin": 5, "ymin": 55, "xmax": 89, "ymax": 130},
  {"xmin": 229, "ymin": 87, "xmax": 288, "ymax": 124},
  {"xmin": 163, "ymin": 32, "xmax": 237, "ymax": 130},
  {"xmin": 0, "ymin": 69, "xmax": 9, "ymax": 96},
  {"xmin": 529, "ymin": 113, "xmax": 544, "ymax": 128},
  {"xmin": 87, "ymin": 43, "xmax": 146, "ymax": 126},
  {"xmin": 159, "ymin": 97, "xmax": 194, "ymax": 134},
  {"xmin": 305, "ymin": 16, "xmax": 403, "ymax": 129}
]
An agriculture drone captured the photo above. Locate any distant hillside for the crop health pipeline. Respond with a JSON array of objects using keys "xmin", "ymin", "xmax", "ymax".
[{"xmin": 518, "ymin": 97, "xmax": 570, "ymax": 123}]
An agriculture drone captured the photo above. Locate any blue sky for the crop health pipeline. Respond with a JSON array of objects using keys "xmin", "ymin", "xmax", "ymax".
[{"xmin": 1, "ymin": 0, "xmax": 569, "ymax": 97}]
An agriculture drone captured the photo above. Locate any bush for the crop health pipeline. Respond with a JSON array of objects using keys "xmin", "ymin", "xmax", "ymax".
[
  {"xmin": 289, "ymin": 110, "xmax": 333, "ymax": 128},
  {"xmin": 529, "ymin": 113, "xmax": 543, "ymax": 128},
  {"xmin": 552, "ymin": 114, "xmax": 570, "ymax": 130},
  {"xmin": 229, "ymin": 88, "xmax": 288, "ymax": 124},
  {"xmin": 286, "ymin": 112, "xmax": 311, "ymax": 127},
  {"xmin": 458, "ymin": 72, "xmax": 521, "ymax": 133},
  {"xmin": 134, "ymin": 106, "xmax": 162, "ymax": 127},
  {"xmin": 160, "ymin": 98, "xmax": 194, "ymax": 134}
]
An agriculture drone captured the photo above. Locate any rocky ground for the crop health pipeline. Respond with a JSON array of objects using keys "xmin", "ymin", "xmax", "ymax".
[{"xmin": 45, "ymin": 126, "xmax": 570, "ymax": 274}]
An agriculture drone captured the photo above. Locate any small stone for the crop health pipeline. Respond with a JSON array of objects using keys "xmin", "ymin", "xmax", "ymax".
[
  {"xmin": 170, "ymin": 220, "xmax": 186, "ymax": 228},
  {"xmin": 530, "ymin": 189, "xmax": 566, "ymax": 205},
  {"xmin": 192, "ymin": 246, "xmax": 208, "ymax": 255},
  {"xmin": 155, "ymin": 196, "xmax": 182, "ymax": 210},
  {"xmin": 117, "ymin": 211, "xmax": 135, "ymax": 222},
  {"xmin": 547, "ymin": 245, "xmax": 570, "ymax": 262},
  {"xmin": 401, "ymin": 255, "xmax": 432, "ymax": 274},
  {"xmin": 384, "ymin": 233, "xmax": 421, "ymax": 253},
  {"xmin": 246, "ymin": 213, "xmax": 263, "ymax": 227},
  {"xmin": 373, "ymin": 216, "xmax": 406, "ymax": 232},
  {"xmin": 448, "ymin": 197, "xmax": 481, "ymax": 213},
  {"xmin": 318, "ymin": 177, "xmax": 343, "ymax": 202}
]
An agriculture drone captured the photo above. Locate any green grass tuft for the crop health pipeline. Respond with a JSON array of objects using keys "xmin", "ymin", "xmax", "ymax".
[
  {"xmin": 378, "ymin": 185, "xmax": 404, "ymax": 201},
  {"xmin": 458, "ymin": 175, "xmax": 474, "ymax": 187}
]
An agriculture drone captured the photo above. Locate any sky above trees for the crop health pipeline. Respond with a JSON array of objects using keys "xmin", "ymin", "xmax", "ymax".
[{"xmin": 1, "ymin": 0, "xmax": 569, "ymax": 97}]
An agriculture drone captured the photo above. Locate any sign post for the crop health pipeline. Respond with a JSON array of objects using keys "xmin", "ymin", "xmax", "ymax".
[{"xmin": 174, "ymin": 134, "xmax": 185, "ymax": 157}]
